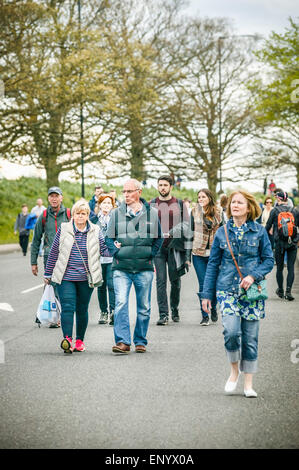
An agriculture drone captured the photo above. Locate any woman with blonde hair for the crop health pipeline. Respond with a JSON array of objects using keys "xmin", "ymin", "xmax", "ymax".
[
  {"xmin": 202, "ymin": 190, "xmax": 274, "ymax": 397},
  {"xmin": 186, "ymin": 188, "xmax": 223, "ymax": 326},
  {"xmin": 44, "ymin": 199, "xmax": 115, "ymax": 354}
]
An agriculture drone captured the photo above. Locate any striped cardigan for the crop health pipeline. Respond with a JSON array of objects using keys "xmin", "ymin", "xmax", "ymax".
[{"xmin": 45, "ymin": 221, "xmax": 111, "ymax": 284}]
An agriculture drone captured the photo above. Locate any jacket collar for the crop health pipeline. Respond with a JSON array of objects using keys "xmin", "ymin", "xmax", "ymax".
[
  {"xmin": 119, "ymin": 197, "xmax": 150, "ymax": 217},
  {"xmin": 48, "ymin": 204, "xmax": 66, "ymax": 215},
  {"xmin": 72, "ymin": 220, "xmax": 91, "ymax": 233},
  {"xmin": 227, "ymin": 218, "xmax": 258, "ymax": 233}
]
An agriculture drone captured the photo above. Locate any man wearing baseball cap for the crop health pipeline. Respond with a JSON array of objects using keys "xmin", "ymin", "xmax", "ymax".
[
  {"xmin": 31, "ymin": 186, "xmax": 71, "ymax": 326},
  {"xmin": 266, "ymin": 191, "xmax": 299, "ymax": 301},
  {"xmin": 48, "ymin": 186, "xmax": 63, "ymax": 196}
]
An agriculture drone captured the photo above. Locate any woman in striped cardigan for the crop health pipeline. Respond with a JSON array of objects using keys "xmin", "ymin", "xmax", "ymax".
[{"xmin": 44, "ymin": 199, "xmax": 116, "ymax": 354}]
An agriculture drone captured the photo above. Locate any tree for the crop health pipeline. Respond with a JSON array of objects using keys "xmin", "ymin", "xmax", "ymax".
[
  {"xmin": 0, "ymin": 0, "xmax": 114, "ymax": 187},
  {"xmin": 157, "ymin": 18, "xmax": 260, "ymax": 194},
  {"xmin": 90, "ymin": 0, "xmax": 187, "ymax": 181},
  {"xmin": 248, "ymin": 18, "xmax": 299, "ymax": 189}
]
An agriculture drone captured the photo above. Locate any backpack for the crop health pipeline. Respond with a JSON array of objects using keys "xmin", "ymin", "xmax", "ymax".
[
  {"xmin": 277, "ymin": 208, "xmax": 296, "ymax": 244},
  {"xmin": 42, "ymin": 207, "xmax": 71, "ymax": 232}
]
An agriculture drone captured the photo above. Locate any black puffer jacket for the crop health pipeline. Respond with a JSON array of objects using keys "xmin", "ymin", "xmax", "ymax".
[{"xmin": 105, "ymin": 198, "xmax": 163, "ymax": 273}]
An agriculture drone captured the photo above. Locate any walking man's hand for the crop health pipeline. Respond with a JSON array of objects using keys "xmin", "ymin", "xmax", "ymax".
[{"xmin": 32, "ymin": 265, "xmax": 38, "ymax": 276}]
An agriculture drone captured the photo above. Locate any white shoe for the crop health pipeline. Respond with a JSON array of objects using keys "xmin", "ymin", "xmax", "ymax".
[
  {"xmin": 224, "ymin": 373, "xmax": 240, "ymax": 394},
  {"xmin": 244, "ymin": 388, "xmax": 257, "ymax": 398}
]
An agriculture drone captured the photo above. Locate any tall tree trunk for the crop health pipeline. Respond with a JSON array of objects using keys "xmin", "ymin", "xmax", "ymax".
[
  {"xmin": 206, "ymin": 168, "xmax": 218, "ymax": 196},
  {"xmin": 129, "ymin": 127, "xmax": 145, "ymax": 181},
  {"xmin": 45, "ymin": 157, "xmax": 60, "ymax": 188}
]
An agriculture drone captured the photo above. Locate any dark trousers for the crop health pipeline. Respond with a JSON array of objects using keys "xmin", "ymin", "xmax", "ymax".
[
  {"xmin": 19, "ymin": 233, "xmax": 29, "ymax": 255},
  {"xmin": 57, "ymin": 280, "xmax": 93, "ymax": 341},
  {"xmin": 154, "ymin": 247, "xmax": 181, "ymax": 317},
  {"xmin": 275, "ymin": 245, "xmax": 297, "ymax": 290},
  {"xmin": 193, "ymin": 254, "xmax": 217, "ymax": 320},
  {"xmin": 268, "ymin": 233, "xmax": 274, "ymax": 250},
  {"xmin": 97, "ymin": 263, "xmax": 115, "ymax": 313}
]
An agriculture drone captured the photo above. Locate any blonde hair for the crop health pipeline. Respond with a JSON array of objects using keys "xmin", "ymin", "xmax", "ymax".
[
  {"xmin": 227, "ymin": 190, "xmax": 262, "ymax": 221},
  {"xmin": 71, "ymin": 198, "xmax": 91, "ymax": 217}
]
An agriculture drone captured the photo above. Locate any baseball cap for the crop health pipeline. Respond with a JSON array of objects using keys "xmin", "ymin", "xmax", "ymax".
[
  {"xmin": 276, "ymin": 191, "xmax": 288, "ymax": 202},
  {"xmin": 48, "ymin": 186, "xmax": 63, "ymax": 196}
]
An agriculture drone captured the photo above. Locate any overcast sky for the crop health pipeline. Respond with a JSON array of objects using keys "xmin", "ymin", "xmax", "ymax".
[{"xmin": 184, "ymin": 0, "xmax": 298, "ymax": 37}]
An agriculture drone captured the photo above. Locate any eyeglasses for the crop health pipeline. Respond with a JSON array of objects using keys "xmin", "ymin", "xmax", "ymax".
[
  {"xmin": 122, "ymin": 189, "xmax": 139, "ymax": 194},
  {"xmin": 265, "ymin": 201, "xmax": 272, "ymax": 204}
]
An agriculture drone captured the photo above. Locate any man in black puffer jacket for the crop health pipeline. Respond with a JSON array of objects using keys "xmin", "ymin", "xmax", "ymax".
[{"xmin": 105, "ymin": 179, "xmax": 163, "ymax": 354}]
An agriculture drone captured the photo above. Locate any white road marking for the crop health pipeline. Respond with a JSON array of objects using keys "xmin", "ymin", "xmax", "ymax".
[
  {"xmin": 21, "ymin": 284, "xmax": 44, "ymax": 294},
  {"xmin": 0, "ymin": 303, "xmax": 14, "ymax": 312}
]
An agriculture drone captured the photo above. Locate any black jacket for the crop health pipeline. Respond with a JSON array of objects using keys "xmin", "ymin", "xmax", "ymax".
[
  {"xmin": 266, "ymin": 204, "xmax": 299, "ymax": 248},
  {"xmin": 105, "ymin": 199, "xmax": 163, "ymax": 273}
]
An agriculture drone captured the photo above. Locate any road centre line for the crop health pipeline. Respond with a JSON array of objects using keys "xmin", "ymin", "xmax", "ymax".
[{"xmin": 21, "ymin": 284, "xmax": 44, "ymax": 294}]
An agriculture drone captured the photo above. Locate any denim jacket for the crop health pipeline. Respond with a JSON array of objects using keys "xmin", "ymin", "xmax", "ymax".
[{"xmin": 202, "ymin": 219, "xmax": 274, "ymax": 300}]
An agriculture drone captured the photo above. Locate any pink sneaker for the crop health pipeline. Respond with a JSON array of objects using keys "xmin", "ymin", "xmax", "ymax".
[
  {"xmin": 74, "ymin": 339, "xmax": 86, "ymax": 352},
  {"xmin": 60, "ymin": 336, "xmax": 73, "ymax": 354}
]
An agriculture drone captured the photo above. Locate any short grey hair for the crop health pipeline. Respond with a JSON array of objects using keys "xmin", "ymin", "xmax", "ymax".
[{"xmin": 124, "ymin": 179, "xmax": 142, "ymax": 190}]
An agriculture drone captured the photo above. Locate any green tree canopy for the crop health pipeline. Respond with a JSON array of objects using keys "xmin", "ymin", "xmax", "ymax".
[
  {"xmin": 0, "ymin": 0, "xmax": 115, "ymax": 187},
  {"xmin": 248, "ymin": 17, "xmax": 299, "ymax": 189}
]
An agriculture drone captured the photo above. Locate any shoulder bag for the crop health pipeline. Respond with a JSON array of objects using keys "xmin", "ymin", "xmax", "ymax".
[
  {"xmin": 224, "ymin": 225, "xmax": 268, "ymax": 301},
  {"xmin": 73, "ymin": 234, "xmax": 102, "ymax": 288}
]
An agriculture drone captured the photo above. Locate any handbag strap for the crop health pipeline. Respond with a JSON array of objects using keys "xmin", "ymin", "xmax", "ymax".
[
  {"xmin": 72, "ymin": 232, "xmax": 90, "ymax": 278},
  {"xmin": 224, "ymin": 224, "xmax": 244, "ymax": 280}
]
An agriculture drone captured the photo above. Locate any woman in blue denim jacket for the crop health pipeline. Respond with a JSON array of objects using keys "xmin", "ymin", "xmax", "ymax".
[{"xmin": 202, "ymin": 190, "xmax": 274, "ymax": 398}]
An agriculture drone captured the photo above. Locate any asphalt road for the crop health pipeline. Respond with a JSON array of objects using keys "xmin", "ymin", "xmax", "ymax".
[{"xmin": 0, "ymin": 250, "xmax": 298, "ymax": 449}]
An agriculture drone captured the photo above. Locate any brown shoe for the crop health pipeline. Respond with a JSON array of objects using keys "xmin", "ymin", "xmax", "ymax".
[
  {"xmin": 135, "ymin": 345, "xmax": 146, "ymax": 353},
  {"xmin": 112, "ymin": 342, "xmax": 130, "ymax": 354}
]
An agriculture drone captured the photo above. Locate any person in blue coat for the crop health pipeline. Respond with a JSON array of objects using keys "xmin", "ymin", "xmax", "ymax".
[
  {"xmin": 25, "ymin": 213, "xmax": 38, "ymax": 230},
  {"xmin": 202, "ymin": 190, "xmax": 274, "ymax": 398}
]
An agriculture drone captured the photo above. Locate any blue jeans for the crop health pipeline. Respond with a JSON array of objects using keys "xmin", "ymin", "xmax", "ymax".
[
  {"xmin": 193, "ymin": 255, "xmax": 217, "ymax": 320},
  {"xmin": 222, "ymin": 314, "xmax": 260, "ymax": 373},
  {"xmin": 113, "ymin": 270, "xmax": 154, "ymax": 346},
  {"xmin": 97, "ymin": 263, "xmax": 115, "ymax": 313},
  {"xmin": 57, "ymin": 280, "xmax": 93, "ymax": 341}
]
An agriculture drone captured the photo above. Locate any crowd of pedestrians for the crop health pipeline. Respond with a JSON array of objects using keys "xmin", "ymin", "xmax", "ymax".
[{"xmin": 13, "ymin": 176, "xmax": 299, "ymax": 398}]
